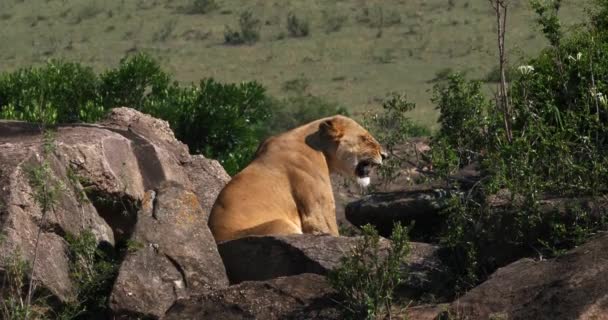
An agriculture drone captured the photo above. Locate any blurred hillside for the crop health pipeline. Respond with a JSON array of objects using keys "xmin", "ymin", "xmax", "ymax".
[{"xmin": 0, "ymin": 0, "xmax": 586, "ymax": 129}]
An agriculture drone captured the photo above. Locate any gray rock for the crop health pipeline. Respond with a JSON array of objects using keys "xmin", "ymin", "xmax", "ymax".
[
  {"xmin": 218, "ymin": 234, "xmax": 447, "ymax": 298},
  {"xmin": 0, "ymin": 108, "xmax": 230, "ymax": 309},
  {"xmin": 164, "ymin": 273, "xmax": 340, "ymax": 320},
  {"xmin": 110, "ymin": 182, "xmax": 229, "ymax": 318},
  {"xmin": 449, "ymin": 232, "xmax": 608, "ymax": 320},
  {"xmin": 183, "ymin": 155, "xmax": 230, "ymax": 219},
  {"xmin": 345, "ymin": 188, "xmax": 449, "ymax": 241}
]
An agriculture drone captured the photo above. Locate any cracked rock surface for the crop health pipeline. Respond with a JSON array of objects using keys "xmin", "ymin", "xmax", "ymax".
[
  {"xmin": 110, "ymin": 182, "xmax": 228, "ymax": 318},
  {"xmin": 0, "ymin": 108, "xmax": 229, "ymax": 314}
]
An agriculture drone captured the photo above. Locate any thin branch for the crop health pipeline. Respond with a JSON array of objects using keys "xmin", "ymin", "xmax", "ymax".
[{"xmin": 490, "ymin": 0, "xmax": 513, "ymax": 143}]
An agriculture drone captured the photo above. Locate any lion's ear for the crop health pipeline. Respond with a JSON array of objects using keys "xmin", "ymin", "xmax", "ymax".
[{"xmin": 320, "ymin": 118, "xmax": 345, "ymax": 140}]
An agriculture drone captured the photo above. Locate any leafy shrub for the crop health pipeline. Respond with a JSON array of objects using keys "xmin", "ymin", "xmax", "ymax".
[
  {"xmin": 168, "ymin": 79, "xmax": 272, "ymax": 174},
  {"xmin": 356, "ymin": 5, "xmax": 401, "ymax": 28},
  {"xmin": 64, "ymin": 230, "xmax": 118, "ymax": 318},
  {"xmin": 188, "ymin": 0, "xmax": 219, "ymax": 14},
  {"xmin": 99, "ymin": 52, "xmax": 171, "ymax": 111},
  {"xmin": 0, "ymin": 252, "xmax": 42, "ymax": 320},
  {"xmin": 0, "ymin": 60, "xmax": 100, "ymax": 124},
  {"xmin": 430, "ymin": 0, "xmax": 608, "ymax": 291},
  {"xmin": 286, "ymin": 12, "xmax": 309, "ymax": 38},
  {"xmin": 363, "ymin": 93, "xmax": 431, "ymax": 186},
  {"xmin": 329, "ymin": 223, "xmax": 410, "ymax": 320},
  {"xmin": 431, "ymin": 74, "xmax": 490, "ymax": 170},
  {"xmin": 0, "ymin": 53, "xmax": 274, "ymax": 175},
  {"xmin": 224, "ymin": 10, "xmax": 261, "ymax": 45}
]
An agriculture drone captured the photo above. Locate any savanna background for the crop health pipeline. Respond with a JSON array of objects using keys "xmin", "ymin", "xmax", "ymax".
[
  {"xmin": 1, "ymin": 0, "xmax": 608, "ymax": 319},
  {"xmin": 0, "ymin": 0, "xmax": 585, "ymax": 128}
]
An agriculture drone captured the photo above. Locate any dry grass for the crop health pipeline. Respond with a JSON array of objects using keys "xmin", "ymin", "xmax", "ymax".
[{"xmin": 0, "ymin": 0, "xmax": 586, "ymax": 130}]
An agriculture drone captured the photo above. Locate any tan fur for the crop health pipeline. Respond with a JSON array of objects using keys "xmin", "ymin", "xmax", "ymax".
[{"xmin": 208, "ymin": 115, "xmax": 384, "ymax": 242}]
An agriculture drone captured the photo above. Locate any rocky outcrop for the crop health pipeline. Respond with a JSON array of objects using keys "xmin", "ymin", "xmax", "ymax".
[
  {"xmin": 0, "ymin": 108, "xmax": 230, "ymax": 309},
  {"xmin": 448, "ymin": 232, "xmax": 608, "ymax": 320},
  {"xmin": 164, "ymin": 273, "xmax": 340, "ymax": 320},
  {"xmin": 345, "ymin": 187, "xmax": 450, "ymax": 240},
  {"xmin": 183, "ymin": 155, "xmax": 230, "ymax": 218},
  {"xmin": 109, "ymin": 182, "xmax": 228, "ymax": 318},
  {"xmin": 218, "ymin": 234, "xmax": 448, "ymax": 298}
]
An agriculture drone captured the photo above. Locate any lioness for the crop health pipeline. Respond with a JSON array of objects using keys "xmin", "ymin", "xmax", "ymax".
[{"xmin": 208, "ymin": 115, "xmax": 386, "ymax": 242}]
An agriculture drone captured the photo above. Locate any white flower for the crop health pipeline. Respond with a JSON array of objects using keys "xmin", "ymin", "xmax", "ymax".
[
  {"xmin": 599, "ymin": 92, "xmax": 607, "ymax": 107},
  {"xmin": 568, "ymin": 52, "xmax": 583, "ymax": 62},
  {"xmin": 591, "ymin": 88, "xmax": 607, "ymax": 107},
  {"xmin": 518, "ymin": 65, "xmax": 535, "ymax": 75}
]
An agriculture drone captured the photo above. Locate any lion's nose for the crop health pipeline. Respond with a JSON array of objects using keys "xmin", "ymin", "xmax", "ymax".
[{"xmin": 381, "ymin": 151, "xmax": 388, "ymax": 160}]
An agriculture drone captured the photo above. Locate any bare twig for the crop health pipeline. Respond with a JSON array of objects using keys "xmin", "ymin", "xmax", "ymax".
[
  {"xmin": 588, "ymin": 36, "xmax": 600, "ymax": 143},
  {"xmin": 490, "ymin": 0, "xmax": 513, "ymax": 143}
]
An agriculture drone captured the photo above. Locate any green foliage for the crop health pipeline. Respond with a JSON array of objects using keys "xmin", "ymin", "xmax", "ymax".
[
  {"xmin": 530, "ymin": 0, "xmax": 563, "ymax": 47},
  {"xmin": 224, "ymin": 10, "xmax": 261, "ymax": 45},
  {"xmin": 286, "ymin": 12, "xmax": 310, "ymax": 38},
  {"xmin": 0, "ymin": 252, "xmax": 43, "ymax": 320},
  {"xmin": 0, "ymin": 53, "xmax": 275, "ymax": 175},
  {"xmin": 99, "ymin": 53, "xmax": 171, "ymax": 110},
  {"xmin": 168, "ymin": 79, "xmax": 272, "ymax": 174},
  {"xmin": 329, "ymin": 223, "xmax": 410, "ymax": 320},
  {"xmin": 432, "ymin": 74, "xmax": 490, "ymax": 167},
  {"xmin": 430, "ymin": 0, "xmax": 608, "ymax": 291},
  {"xmin": 188, "ymin": 0, "xmax": 219, "ymax": 14},
  {"xmin": 64, "ymin": 230, "xmax": 119, "ymax": 319},
  {"xmin": 26, "ymin": 161, "xmax": 61, "ymax": 215},
  {"xmin": 0, "ymin": 60, "xmax": 100, "ymax": 124},
  {"xmin": 364, "ymin": 93, "xmax": 430, "ymax": 186}
]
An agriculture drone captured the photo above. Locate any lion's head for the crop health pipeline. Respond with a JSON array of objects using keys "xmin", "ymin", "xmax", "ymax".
[{"xmin": 319, "ymin": 115, "xmax": 387, "ymax": 187}]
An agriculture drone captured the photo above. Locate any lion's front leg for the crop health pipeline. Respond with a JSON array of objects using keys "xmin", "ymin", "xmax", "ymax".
[{"xmin": 296, "ymin": 188, "xmax": 339, "ymax": 236}]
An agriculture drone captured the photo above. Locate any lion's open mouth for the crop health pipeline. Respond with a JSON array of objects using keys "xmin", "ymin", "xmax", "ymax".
[
  {"xmin": 355, "ymin": 160, "xmax": 374, "ymax": 178},
  {"xmin": 355, "ymin": 159, "xmax": 380, "ymax": 187}
]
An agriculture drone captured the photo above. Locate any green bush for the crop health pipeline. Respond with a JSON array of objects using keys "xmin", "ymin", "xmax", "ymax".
[
  {"xmin": 0, "ymin": 252, "xmax": 40, "ymax": 320},
  {"xmin": 432, "ymin": 74, "xmax": 490, "ymax": 167},
  {"xmin": 0, "ymin": 53, "xmax": 274, "ymax": 175},
  {"xmin": 188, "ymin": 0, "xmax": 219, "ymax": 14},
  {"xmin": 169, "ymin": 79, "xmax": 272, "ymax": 174},
  {"xmin": 286, "ymin": 12, "xmax": 310, "ymax": 38},
  {"xmin": 329, "ymin": 223, "xmax": 410, "ymax": 320},
  {"xmin": 64, "ymin": 230, "xmax": 118, "ymax": 319},
  {"xmin": 224, "ymin": 10, "xmax": 261, "ymax": 45},
  {"xmin": 430, "ymin": 0, "xmax": 608, "ymax": 291},
  {"xmin": 99, "ymin": 53, "xmax": 172, "ymax": 111},
  {"xmin": 0, "ymin": 60, "xmax": 101, "ymax": 124},
  {"xmin": 363, "ymin": 93, "xmax": 431, "ymax": 186}
]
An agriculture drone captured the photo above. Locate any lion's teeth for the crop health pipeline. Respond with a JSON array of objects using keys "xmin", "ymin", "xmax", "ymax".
[{"xmin": 357, "ymin": 176, "xmax": 371, "ymax": 188}]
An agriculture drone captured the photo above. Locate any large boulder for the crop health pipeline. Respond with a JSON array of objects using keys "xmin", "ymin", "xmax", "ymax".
[
  {"xmin": 183, "ymin": 155, "xmax": 230, "ymax": 218},
  {"xmin": 218, "ymin": 234, "xmax": 448, "ymax": 298},
  {"xmin": 109, "ymin": 182, "xmax": 228, "ymax": 318},
  {"xmin": 0, "ymin": 124, "xmax": 115, "ymax": 303},
  {"xmin": 345, "ymin": 187, "xmax": 450, "ymax": 240},
  {"xmin": 0, "ymin": 108, "xmax": 230, "ymax": 309},
  {"xmin": 164, "ymin": 273, "xmax": 340, "ymax": 320},
  {"xmin": 448, "ymin": 232, "xmax": 608, "ymax": 320},
  {"xmin": 164, "ymin": 273, "xmax": 447, "ymax": 320}
]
